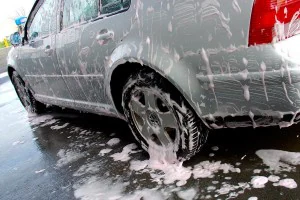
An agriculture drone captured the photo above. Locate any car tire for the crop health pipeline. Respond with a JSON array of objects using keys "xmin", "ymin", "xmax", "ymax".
[
  {"xmin": 11, "ymin": 71, "xmax": 46, "ymax": 114},
  {"xmin": 122, "ymin": 69, "xmax": 209, "ymax": 161}
]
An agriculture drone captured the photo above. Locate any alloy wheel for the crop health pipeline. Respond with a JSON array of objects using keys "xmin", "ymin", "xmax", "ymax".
[{"xmin": 129, "ymin": 88, "xmax": 179, "ymax": 148}]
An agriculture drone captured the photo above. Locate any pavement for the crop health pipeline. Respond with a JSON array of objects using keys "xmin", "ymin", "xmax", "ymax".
[
  {"xmin": 1, "ymin": 72, "xmax": 300, "ymax": 200},
  {"xmin": 0, "ymin": 47, "xmax": 11, "ymax": 73}
]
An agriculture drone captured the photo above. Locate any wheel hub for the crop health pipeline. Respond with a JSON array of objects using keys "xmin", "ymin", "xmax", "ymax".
[
  {"xmin": 128, "ymin": 88, "xmax": 179, "ymax": 147},
  {"xmin": 146, "ymin": 110, "xmax": 161, "ymax": 127}
]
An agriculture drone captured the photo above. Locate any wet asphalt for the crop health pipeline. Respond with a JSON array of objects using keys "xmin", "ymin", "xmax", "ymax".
[{"xmin": 1, "ymin": 73, "xmax": 300, "ymax": 200}]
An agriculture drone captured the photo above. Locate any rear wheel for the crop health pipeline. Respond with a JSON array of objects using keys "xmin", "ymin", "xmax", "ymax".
[
  {"xmin": 122, "ymin": 70, "xmax": 209, "ymax": 161},
  {"xmin": 11, "ymin": 71, "xmax": 45, "ymax": 114}
]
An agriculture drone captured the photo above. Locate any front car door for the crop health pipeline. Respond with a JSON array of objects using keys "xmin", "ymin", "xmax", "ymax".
[
  {"xmin": 56, "ymin": 0, "xmax": 131, "ymax": 114},
  {"xmin": 18, "ymin": 0, "xmax": 73, "ymax": 107}
]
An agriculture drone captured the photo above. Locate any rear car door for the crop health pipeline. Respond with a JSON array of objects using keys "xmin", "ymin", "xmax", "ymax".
[
  {"xmin": 18, "ymin": 0, "xmax": 73, "ymax": 103},
  {"xmin": 56, "ymin": 0, "xmax": 131, "ymax": 112}
]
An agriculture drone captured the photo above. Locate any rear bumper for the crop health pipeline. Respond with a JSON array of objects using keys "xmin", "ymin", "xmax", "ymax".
[{"xmin": 197, "ymin": 35, "xmax": 300, "ymax": 128}]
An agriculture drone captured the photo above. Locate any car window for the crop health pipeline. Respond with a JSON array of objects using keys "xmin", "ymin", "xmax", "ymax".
[
  {"xmin": 28, "ymin": 0, "xmax": 57, "ymax": 40},
  {"xmin": 63, "ymin": 0, "xmax": 99, "ymax": 28},
  {"xmin": 101, "ymin": 0, "xmax": 130, "ymax": 15}
]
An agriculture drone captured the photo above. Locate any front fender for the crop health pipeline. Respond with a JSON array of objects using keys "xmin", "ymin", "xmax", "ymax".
[{"xmin": 7, "ymin": 47, "xmax": 23, "ymax": 78}]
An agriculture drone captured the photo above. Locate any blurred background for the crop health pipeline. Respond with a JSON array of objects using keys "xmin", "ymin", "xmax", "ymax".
[{"xmin": 0, "ymin": 0, "xmax": 35, "ymax": 72}]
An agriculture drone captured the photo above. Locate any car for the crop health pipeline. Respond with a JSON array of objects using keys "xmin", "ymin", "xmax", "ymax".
[{"xmin": 7, "ymin": 0, "xmax": 300, "ymax": 161}]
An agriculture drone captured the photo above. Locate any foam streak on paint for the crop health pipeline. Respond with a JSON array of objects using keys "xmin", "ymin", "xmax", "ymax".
[{"xmin": 260, "ymin": 62, "xmax": 269, "ymax": 102}]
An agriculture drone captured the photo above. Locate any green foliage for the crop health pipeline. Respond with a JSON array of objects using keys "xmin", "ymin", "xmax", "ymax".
[{"xmin": 0, "ymin": 40, "xmax": 11, "ymax": 48}]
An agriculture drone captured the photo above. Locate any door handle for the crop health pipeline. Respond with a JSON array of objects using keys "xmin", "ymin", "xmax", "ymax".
[
  {"xmin": 45, "ymin": 45, "xmax": 53, "ymax": 55},
  {"xmin": 96, "ymin": 30, "xmax": 114, "ymax": 41}
]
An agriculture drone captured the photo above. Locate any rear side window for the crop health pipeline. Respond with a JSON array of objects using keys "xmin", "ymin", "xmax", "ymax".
[
  {"xmin": 101, "ymin": 0, "xmax": 130, "ymax": 14},
  {"xmin": 63, "ymin": 0, "xmax": 99, "ymax": 28},
  {"xmin": 29, "ymin": 0, "xmax": 57, "ymax": 40}
]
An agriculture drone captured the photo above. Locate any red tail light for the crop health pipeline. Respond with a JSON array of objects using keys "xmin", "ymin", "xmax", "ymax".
[{"xmin": 249, "ymin": 0, "xmax": 300, "ymax": 46}]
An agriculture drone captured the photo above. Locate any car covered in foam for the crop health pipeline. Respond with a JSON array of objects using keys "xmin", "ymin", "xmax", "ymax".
[{"xmin": 7, "ymin": 0, "xmax": 300, "ymax": 160}]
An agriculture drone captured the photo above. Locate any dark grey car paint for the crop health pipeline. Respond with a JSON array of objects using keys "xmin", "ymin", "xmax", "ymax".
[{"xmin": 7, "ymin": 0, "xmax": 300, "ymax": 129}]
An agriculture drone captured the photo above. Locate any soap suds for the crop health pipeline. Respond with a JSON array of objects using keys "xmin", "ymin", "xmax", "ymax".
[
  {"xmin": 127, "ymin": 142, "xmax": 240, "ymax": 187},
  {"xmin": 73, "ymin": 177, "xmax": 124, "ymax": 200},
  {"xmin": 274, "ymin": 178, "xmax": 297, "ymax": 189},
  {"xmin": 12, "ymin": 140, "xmax": 25, "ymax": 145},
  {"xmin": 251, "ymin": 176, "xmax": 268, "ymax": 188},
  {"xmin": 29, "ymin": 115, "xmax": 54, "ymax": 126},
  {"xmin": 129, "ymin": 160, "xmax": 148, "ymax": 171},
  {"xmin": 107, "ymin": 138, "xmax": 121, "ymax": 146},
  {"xmin": 51, "ymin": 123, "xmax": 69, "ymax": 130},
  {"xmin": 193, "ymin": 161, "xmax": 241, "ymax": 179},
  {"xmin": 268, "ymin": 175, "xmax": 280, "ymax": 183},
  {"xmin": 176, "ymin": 188, "xmax": 197, "ymax": 200},
  {"xmin": 35, "ymin": 169, "xmax": 46, "ymax": 174},
  {"xmin": 256, "ymin": 150, "xmax": 300, "ymax": 172},
  {"xmin": 110, "ymin": 143, "xmax": 138, "ymax": 162},
  {"xmin": 40, "ymin": 119, "xmax": 59, "ymax": 127},
  {"xmin": 248, "ymin": 197, "xmax": 258, "ymax": 200},
  {"xmin": 73, "ymin": 161, "xmax": 100, "ymax": 177},
  {"xmin": 99, "ymin": 148, "xmax": 113, "ymax": 156},
  {"xmin": 56, "ymin": 149, "xmax": 85, "ymax": 167}
]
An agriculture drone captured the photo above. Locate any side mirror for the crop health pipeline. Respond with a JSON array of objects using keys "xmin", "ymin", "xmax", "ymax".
[{"xmin": 10, "ymin": 32, "xmax": 21, "ymax": 47}]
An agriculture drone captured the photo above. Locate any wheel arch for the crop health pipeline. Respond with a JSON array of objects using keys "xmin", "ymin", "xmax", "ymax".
[
  {"xmin": 7, "ymin": 65, "xmax": 15, "ymax": 80},
  {"xmin": 107, "ymin": 44, "xmax": 208, "ymax": 123}
]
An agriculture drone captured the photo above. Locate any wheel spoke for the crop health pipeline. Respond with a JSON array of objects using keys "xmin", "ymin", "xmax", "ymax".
[
  {"xmin": 130, "ymin": 97, "xmax": 146, "ymax": 115},
  {"xmin": 144, "ymin": 91, "xmax": 157, "ymax": 110},
  {"xmin": 159, "ymin": 111, "xmax": 177, "ymax": 129},
  {"xmin": 140, "ymin": 123, "xmax": 152, "ymax": 140},
  {"xmin": 156, "ymin": 127, "xmax": 172, "ymax": 146}
]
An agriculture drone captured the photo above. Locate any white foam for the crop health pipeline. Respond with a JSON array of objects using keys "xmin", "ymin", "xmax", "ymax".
[
  {"xmin": 211, "ymin": 146, "xmax": 219, "ymax": 151},
  {"xmin": 256, "ymin": 150, "xmax": 300, "ymax": 172},
  {"xmin": 107, "ymin": 138, "xmax": 121, "ymax": 146},
  {"xmin": 51, "ymin": 123, "xmax": 69, "ymax": 130},
  {"xmin": 123, "ymin": 189, "xmax": 164, "ymax": 200},
  {"xmin": 251, "ymin": 176, "xmax": 269, "ymax": 188},
  {"xmin": 40, "ymin": 119, "xmax": 59, "ymax": 127},
  {"xmin": 176, "ymin": 188, "xmax": 197, "ymax": 200},
  {"xmin": 56, "ymin": 149, "xmax": 85, "ymax": 167},
  {"xmin": 193, "ymin": 161, "xmax": 240, "ymax": 179},
  {"xmin": 248, "ymin": 197, "xmax": 258, "ymax": 200},
  {"xmin": 215, "ymin": 182, "xmax": 250, "ymax": 196},
  {"xmin": 29, "ymin": 115, "xmax": 54, "ymax": 126},
  {"xmin": 110, "ymin": 143, "xmax": 138, "ymax": 162},
  {"xmin": 35, "ymin": 169, "xmax": 45, "ymax": 174},
  {"xmin": 128, "ymin": 141, "xmax": 240, "ymax": 187},
  {"xmin": 99, "ymin": 148, "xmax": 113, "ymax": 156},
  {"xmin": 73, "ymin": 177, "xmax": 124, "ymax": 200},
  {"xmin": 129, "ymin": 160, "xmax": 148, "ymax": 171},
  {"xmin": 12, "ymin": 140, "xmax": 25, "ymax": 145},
  {"xmin": 147, "ymin": 141, "xmax": 191, "ymax": 186},
  {"xmin": 73, "ymin": 161, "xmax": 100, "ymax": 177},
  {"xmin": 268, "ymin": 175, "xmax": 280, "ymax": 183},
  {"xmin": 150, "ymin": 162, "xmax": 192, "ymax": 186},
  {"xmin": 274, "ymin": 178, "xmax": 297, "ymax": 189}
]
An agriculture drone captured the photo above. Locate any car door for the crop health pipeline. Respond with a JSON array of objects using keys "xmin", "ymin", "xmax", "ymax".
[
  {"xmin": 56, "ymin": 0, "xmax": 131, "ymax": 112},
  {"xmin": 18, "ymin": 0, "xmax": 73, "ymax": 104}
]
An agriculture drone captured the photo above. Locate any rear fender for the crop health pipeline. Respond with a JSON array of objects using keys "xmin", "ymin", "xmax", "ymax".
[{"xmin": 106, "ymin": 41, "xmax": 214, "ymax": 121}]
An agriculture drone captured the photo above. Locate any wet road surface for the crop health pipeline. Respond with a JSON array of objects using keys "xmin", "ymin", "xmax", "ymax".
[{"xmin": 1, "ymin": 72, "xmax": 300, "ymax": 200}]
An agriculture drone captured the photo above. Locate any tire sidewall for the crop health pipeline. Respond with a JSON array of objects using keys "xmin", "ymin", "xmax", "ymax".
[
  {"xmin": 12, "ymin": 72, "xmax": 44, "ymax": 114},
  {"xmin": 122, "ymin": 70, "xmax": 208, "ymax": 160}
]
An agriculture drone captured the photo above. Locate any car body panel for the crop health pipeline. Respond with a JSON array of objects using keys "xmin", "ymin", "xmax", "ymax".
[
  {"xmin": 56, "ymin": 4, "xmax": 133, "ymax": 116},
  {"xmin": 8, "ymin": 0, "xmax": 300, "ymax": 129}
]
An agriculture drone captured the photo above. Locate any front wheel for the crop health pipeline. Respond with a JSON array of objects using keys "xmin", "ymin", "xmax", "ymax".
[
  {"xmin": 11, "ymin": 71, "xmax": 45, "ymax": 114},
  {"xmin": 122, "ymin": 70, "xmax": 209, "ymax": 161}
]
